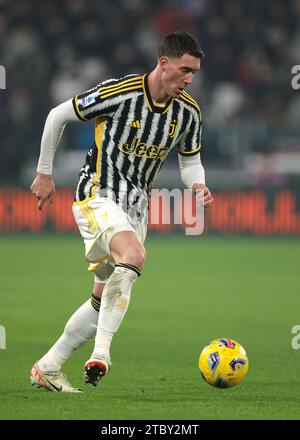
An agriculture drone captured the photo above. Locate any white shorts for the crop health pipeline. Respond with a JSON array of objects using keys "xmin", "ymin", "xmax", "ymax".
[{"xmin": 72, "ymin": 197, "xmax": 147, "ymax": 282}]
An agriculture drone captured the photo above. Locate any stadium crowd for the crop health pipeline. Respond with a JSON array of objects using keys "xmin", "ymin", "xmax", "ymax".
[{"xmin": 1, "ymin": 0, "xmax": 299, "ymax": 182}]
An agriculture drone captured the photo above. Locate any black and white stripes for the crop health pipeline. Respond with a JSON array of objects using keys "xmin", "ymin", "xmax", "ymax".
[{"xmin": 72, "ymin": 74, "xmax": 202, "ymax": 220}]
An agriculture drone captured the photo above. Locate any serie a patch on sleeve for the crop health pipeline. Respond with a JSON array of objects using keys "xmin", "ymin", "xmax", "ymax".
[{"xmin": 79, "ymin": 92, "xmax": 98, "ymax": 108}]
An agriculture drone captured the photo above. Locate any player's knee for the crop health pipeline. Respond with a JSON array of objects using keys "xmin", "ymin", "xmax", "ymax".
[
  {"xmin": 121, "ymin": 244, "xmax": 146, "ymax": 269},
  {"xmin": 133, "ymin": 246, "xmax": 146, "ymax": 269}
]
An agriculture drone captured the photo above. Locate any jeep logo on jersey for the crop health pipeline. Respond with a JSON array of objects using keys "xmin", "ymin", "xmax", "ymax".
[
  {"xmin": 169, "ymin": 120, "xmax": 178, "ymax": 138},
  {"xmin": 121, "ymin": 137, "xmax": 168, "ymax": 160}
]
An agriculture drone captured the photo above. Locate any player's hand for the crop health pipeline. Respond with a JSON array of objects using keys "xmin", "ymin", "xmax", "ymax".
[
  {"xmin": 30, "ymin": 172, "xmax": 55, "ymax": 211},
  {"xmin": 192, "ymin": 183, "xmax": 213, "ymax": 208}
]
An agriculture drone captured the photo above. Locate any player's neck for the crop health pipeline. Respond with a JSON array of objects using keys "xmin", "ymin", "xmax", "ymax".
[{"xmin": 148, "ymin": 69, "xmax": 170, "ymax": 104}]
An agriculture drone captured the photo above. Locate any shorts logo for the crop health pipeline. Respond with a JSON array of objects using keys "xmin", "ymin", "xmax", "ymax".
[
  {"xmin": 169, "ymin": 120, "xmax": 178, "ymax": 138},
  {"xmin": 121, "ymin": 137, "xmax": 168, "ymax": 161},
  {"xmin": 130, "ymin": 120, "xmax": 141, "ymax": 128}
]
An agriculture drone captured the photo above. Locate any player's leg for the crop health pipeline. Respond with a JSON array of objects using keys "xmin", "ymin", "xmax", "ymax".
[
  {"xmin": 30, "ymin": 265, "xmax": 112, "ymax": 392},
  {"xmin": 38, "ymin": 286, "xmax": 105, "ymax": 371},
  {"xmin": 30, "ymin": 290, "xmax": 103, "ymax": 392},
  {"xmin": 94, "ymin": 230, "xmax": 145, "ymax": 359},
  {"xmin": 84, "ymin": 230, "xmax": 146, "ymax": 386}
]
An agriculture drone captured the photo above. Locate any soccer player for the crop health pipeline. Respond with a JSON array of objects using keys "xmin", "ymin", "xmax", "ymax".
[{"xmin": 29, "ymin": 31, "xmax": 213, "ymax": 392}]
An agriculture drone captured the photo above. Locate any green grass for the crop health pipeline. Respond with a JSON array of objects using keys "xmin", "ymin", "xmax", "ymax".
[{"xmin": 1, "ymin": 234, "xmax": 300, "ymax": 420}]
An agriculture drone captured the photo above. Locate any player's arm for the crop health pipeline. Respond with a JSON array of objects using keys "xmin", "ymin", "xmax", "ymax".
[
  {"xmin": 178, "ymin": 154, "xmax": 213, "ymax": 208},
  {"xmin": 177, "ymin": 110, "xmax": 213, "ymax": 208},
  {"xmin": 31, "ymin": 99, "xmax": 78, "ymax": 210},
  {"xmin": 31, "ymin": 80, "xmax": 119, "ymax": 209}
]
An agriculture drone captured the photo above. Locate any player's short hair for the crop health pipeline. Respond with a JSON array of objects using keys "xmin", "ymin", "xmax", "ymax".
[{"xmin": 158, "ymin": 31, "xmax": 204, "ymax": 60}]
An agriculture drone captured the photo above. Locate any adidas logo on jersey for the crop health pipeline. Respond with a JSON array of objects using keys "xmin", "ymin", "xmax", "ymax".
[{"xmin": 130, "ymin": 120, "xmax": 141, "ymax": 128}]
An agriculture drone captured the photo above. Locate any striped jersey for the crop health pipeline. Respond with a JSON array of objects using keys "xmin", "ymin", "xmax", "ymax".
[{"xmin": 72, "ymin": 74, "xmax": 202, "ymax": 220}]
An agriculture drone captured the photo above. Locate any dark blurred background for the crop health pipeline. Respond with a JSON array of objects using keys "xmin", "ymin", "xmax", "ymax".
[{"xmin": 1, "ymin": 0, "xmax": 300, "ymax": 234}]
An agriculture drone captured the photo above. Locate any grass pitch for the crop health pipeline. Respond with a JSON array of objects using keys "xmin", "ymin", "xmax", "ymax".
[{"xmin": 1, "ymin": 234, "xmax": 300, "ymax": 420}]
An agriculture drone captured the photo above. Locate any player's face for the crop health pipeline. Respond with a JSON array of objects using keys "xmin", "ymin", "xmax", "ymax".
[{"xmin": 160, "ymin": 54, "xmax": 201, "ymax": 98}]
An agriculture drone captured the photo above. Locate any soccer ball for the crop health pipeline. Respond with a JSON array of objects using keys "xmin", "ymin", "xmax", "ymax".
[{"xmin": 198, "ymin": 338, "xmax": 249, "ymax": 388}]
